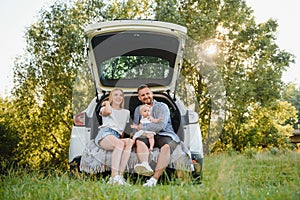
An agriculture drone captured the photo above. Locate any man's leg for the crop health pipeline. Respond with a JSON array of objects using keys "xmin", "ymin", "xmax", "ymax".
[
  {"xmin": 135, "ymin": 139, "xmax": 150, "ymax": 163},
  {"xmin": 152, "ymin": 144, "xmax": 170, "ymax": 180},
  {"xmin": 134, "ymin": 139, "xmax": 153, "ymax": 176},
  {"xmin": 143, "ymin": 136, "xmax": 177, "ymax": 186}
]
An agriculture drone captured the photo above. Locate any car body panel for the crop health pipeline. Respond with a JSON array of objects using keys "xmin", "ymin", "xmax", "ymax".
[{"xmin": 68, "ymin": 127, "xmax": 91, "ymax": 161}]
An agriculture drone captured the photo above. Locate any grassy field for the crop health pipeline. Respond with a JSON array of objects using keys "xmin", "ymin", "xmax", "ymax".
[{"xmin": 1, "ymin": 149, "xmax": 299, "ymax": 200}]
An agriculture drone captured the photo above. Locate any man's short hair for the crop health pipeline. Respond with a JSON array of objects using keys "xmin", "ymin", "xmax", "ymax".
[{"xmin": 137, "ymin": 84, "xmax": 149, "ymax": 92}]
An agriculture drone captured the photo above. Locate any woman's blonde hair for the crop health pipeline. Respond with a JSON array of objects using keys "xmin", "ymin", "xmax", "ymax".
[{"xmin": 108, "ymin": 88, "xmax": 125, "ymax": 108}]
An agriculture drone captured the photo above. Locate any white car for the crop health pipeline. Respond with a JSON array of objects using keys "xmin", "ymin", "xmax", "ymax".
[{"xmin": 69, "ymin": 20, "xmax": 203, "ymax": 181}]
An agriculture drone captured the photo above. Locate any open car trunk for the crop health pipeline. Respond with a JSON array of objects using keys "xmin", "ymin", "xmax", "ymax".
[
  {"xmin": 85, "ymin": 20, "xmax": 187, "ymax": 96},
  {"xmin": 80, "ymin": 92, "xmax": 194, "ymax": 174},
  {"xmin": 92, "ymin": 92, "xmax": 185, "ymax": 141}
]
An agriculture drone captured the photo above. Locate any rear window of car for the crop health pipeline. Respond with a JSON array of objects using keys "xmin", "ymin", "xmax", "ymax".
[
  {"xmin": 91, "ymin": 31, "xmax": 179, "ymax": 88},
  {"xmin": 101, "ymin": 55, "xmax": 170, "ymax": 80}
]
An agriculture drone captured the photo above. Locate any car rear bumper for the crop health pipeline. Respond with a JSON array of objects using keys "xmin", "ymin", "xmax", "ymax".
[{"xmin": 68, "ymin": 126, "xmax": 91, "ymax": 162}]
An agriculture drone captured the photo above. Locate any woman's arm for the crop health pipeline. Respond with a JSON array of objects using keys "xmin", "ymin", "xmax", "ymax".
[{"xmin": 100, "ymin": 101, "xmax": 112, "ymax": 116}]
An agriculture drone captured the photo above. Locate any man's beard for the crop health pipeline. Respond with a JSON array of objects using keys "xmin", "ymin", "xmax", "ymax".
[{"xmin": 144, "ymin": 98, "xmax": 152, "ymax": 105}]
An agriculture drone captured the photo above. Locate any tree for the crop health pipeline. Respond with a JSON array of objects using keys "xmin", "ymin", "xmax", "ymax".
[
  {"xmin": 282, "ymin": 83, "xmax": 300, "ymax": 128},
  {"xmin": 7, "ymin": 0, "xmax": 296, "ymax": 170},
  {"xmin": 154, "ymin": 0, "xmax": 295, "ymax": 153},
  {"xmin": 0, "ymin": 97, "xmax": 19, "ymax": 172},
  {"xmin": 10, "ymin": 0, "xmax": 154, "ymax": 170},
  {"xmin": 11, "ymin": 0, "xmax": 107, "ymax": 169},
  {"xmin": 216, "ymin": 100, "xmax": 297, "ymax": 151}
]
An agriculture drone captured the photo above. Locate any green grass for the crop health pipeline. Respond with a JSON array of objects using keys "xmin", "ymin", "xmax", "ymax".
[{"xmin": 1, "ymin": 150, "xmax": 299, "ymax": 200}]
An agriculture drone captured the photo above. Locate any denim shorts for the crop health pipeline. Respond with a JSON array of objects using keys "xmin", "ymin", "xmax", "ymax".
[{"xmin": 95, "ymin": 127, "xmax": 120, "ymax": 146}]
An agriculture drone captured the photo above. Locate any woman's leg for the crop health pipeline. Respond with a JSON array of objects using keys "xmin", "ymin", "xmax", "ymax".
[
  {"xmin": 119, "ymin": 138, "xmax": 134, "ymax": 174},
  {"xmin": 99, "ymin": 135, "xmax": 124, "ymax": 177}
]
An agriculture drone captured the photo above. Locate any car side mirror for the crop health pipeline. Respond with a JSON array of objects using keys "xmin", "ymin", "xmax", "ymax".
[{"xmin": 187, "ymin": 110, "xmax": 199, "ymax": 124}]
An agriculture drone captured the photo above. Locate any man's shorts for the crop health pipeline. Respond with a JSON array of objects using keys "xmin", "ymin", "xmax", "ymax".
[{"xmin": 136, "ymin": 134, "xmax": 178, "ymax": 153}]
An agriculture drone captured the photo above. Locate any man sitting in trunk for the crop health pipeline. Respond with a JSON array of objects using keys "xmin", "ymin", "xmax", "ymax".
[{"xmin": 133, "ymin": 84, "xmax": 180, "ymax": 187}]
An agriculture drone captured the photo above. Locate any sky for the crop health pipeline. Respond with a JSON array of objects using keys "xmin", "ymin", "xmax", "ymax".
[
  {"xmin": 0, "ymin": 0, "xmax": 299, "ymax": 97},
  {"xmin": 0, "ymin": 0, "xmax": 55, "ymax": 97}
]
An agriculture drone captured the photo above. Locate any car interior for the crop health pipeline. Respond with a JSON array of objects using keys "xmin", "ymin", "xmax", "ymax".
[{"xmin": 90, "ymin": 92, "xmax": 185, "ymax": 142}]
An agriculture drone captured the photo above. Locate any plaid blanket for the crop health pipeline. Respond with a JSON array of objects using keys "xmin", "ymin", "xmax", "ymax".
[{"xmin": 80, "ymin": 139, "xmax": 194, "ymax": 174}]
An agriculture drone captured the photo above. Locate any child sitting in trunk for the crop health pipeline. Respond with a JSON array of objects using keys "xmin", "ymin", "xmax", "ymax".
[{"xmin": 131, "ymin": 104, "xmax": 162, "ymax": 151}]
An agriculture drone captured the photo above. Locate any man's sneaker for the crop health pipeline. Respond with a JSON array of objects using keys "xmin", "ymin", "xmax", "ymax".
[
  {"xmin": 143, "ymin": 177, "xmax": 157, "ymax": 187},
  {"xmin": 108, "ymin": 175, "xmax": 131, "ymax": 186},
  {"xmin": 134, "ymin": 162, "xmax": 154, "ymax": 176}
]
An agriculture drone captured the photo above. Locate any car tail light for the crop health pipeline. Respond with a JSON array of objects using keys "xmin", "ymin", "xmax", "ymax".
[{"xmin": 74, "ymin": 112, "xmax": 85, "ymax": 126}]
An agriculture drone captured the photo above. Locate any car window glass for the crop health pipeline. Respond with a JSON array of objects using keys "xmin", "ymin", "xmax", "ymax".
[{"xmin": 101, "ymin": 56, "xmax": 170, "ymax": 80}]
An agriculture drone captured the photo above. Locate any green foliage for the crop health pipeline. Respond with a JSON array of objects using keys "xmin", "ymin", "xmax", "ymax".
[
  {"xmin": 7, "ymin": 0, "xmax": 156, "ymax": 170},
  {"xmin": 106, "ymin": 0, "xmax": 155, "ymax": 19},
  {"xmin": 101, "ymin": 56, "xmax": 169, "ymax": 79},
  {"xmin": 215, "ymin": 101, "xmax": 297, "ymax": 152},
  {"xmin": 282, "ymin": 83, "xmax": 300, "ymax": 128},
  {"xmin": 10, "ymin": 0, "xmax": 108, "ymax": 169},
  {"xmin": 154, "ymin": 0, "xmax": 295, "ymax": 153},
  {"xmin": 2, "ymin": 0, "xmax": 297, "ymax": 170},
  {"xmin": 0, "ymin": 98, "xmax": 20, "ymax": 171}
]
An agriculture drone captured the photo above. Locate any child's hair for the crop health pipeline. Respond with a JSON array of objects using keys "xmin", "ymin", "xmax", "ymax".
[
  {"xmin": 108, "ymin": 88, "xmax": 124, "ymax": 108},
  {"xmin": 139, "ymin": 104, "xmax": 150, "ymax": 116}
]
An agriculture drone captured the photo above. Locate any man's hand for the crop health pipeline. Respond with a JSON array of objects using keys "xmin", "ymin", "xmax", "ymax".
[{"xmin": 148, "ymin": 116, "xmax": 162, "ymax": 123}]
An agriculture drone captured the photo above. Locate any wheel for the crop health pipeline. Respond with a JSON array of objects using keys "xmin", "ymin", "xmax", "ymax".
[
  {"xmin": 69, "ymin": 156, "xmax": 81, "ymax": 176},
  {"xmin": 191, "ymin": 153, "xmax": 203, "ymax": 184}
]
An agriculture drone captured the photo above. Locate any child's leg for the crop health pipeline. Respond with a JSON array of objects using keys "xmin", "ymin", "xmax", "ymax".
[{"xmin": 147, "ymin": 134, "xmax": 154, "ymax": 151}]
